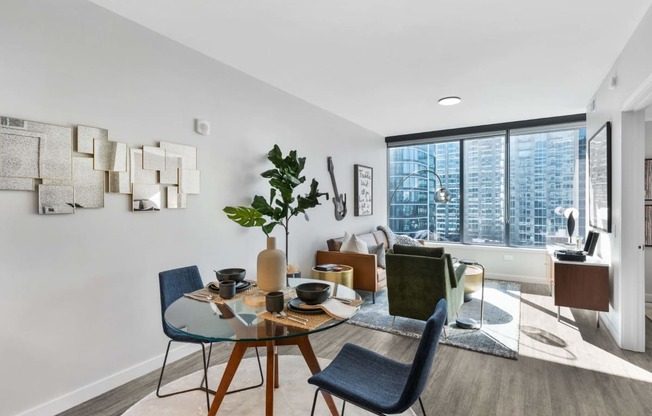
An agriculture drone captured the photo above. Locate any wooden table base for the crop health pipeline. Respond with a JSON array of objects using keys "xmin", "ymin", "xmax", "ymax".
[{"xmin": 207, "ymin": 335, "xmax": 338, "ymax": 416}]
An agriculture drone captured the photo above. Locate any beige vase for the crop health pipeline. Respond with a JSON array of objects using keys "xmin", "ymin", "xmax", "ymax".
[{"xmin": 257, "ymin": 237, "xmax": 287, "ymax": 292}]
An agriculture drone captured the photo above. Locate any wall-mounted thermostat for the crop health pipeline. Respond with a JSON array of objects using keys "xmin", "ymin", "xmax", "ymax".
[{"xmin": 194, "ymin": 119, "xmax": 210, "ymax": 136}]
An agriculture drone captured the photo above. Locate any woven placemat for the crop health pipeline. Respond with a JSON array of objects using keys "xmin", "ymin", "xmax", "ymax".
[
  {"xmin": 183, "ymin": 281, "xmax": 258, "ymax": 304},
  {"xmin": 259, "ymin": 307, "xmax": 333, "ymax": 330},
  {"xmin": 242, "ymin": 287, "xmax": 297, "ymax": 307}
]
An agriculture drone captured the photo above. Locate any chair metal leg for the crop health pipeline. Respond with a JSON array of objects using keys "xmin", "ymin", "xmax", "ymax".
[
  {"xmin": 342, "ymin": 400, "xmax": 346, "ymax": 415},
  {"xmin": 310, "ymin": 388, "xmax": 320, "ymax": 416},
  {"xmin": 200, "ymin": 343, "xmax": 210, "ymax": 410},
  {"xmin": 391, "ymin": 316, "xmax": 397, "ymax": 328},
  {"xmin": 202, "ymin": 347, "xmax": 264, "ymax": 396},
  {"xmin": 156, "ymin": 341, "xmax": 211, "ymax": 410},
  {"xmin": 418, "ymin": 397, "xmax": 427, "ymax": 416},
  {"xmin": 372, "ymin": 291, "xmax": 376, "ymax": 304}
]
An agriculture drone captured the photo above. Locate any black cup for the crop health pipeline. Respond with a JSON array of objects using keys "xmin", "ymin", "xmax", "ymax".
[
  {"xmin": 265, "ymin": 291, "xmax": 285, "ymax": 313},
  {"xmin": 219, "ymin": 280, "xmax": 236, "ymax": 299}
]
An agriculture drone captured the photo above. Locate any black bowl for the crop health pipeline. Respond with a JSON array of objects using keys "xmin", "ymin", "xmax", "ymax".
[
  {"xmin": 215, "ymin": 268, "xmax": 246, "ymax": 283},
  {"xmin": 295, "ymin": 282, "xmax": 331, "ymax": 305}
]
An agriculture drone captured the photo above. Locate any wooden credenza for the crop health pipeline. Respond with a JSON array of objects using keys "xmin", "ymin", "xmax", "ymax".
[{"xmin": 545, "ymin": 247, "xmax": 610, "ymax": 327}]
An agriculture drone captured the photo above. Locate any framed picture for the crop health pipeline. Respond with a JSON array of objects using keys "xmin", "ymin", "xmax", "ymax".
[
  {"xmin": 646, "ymin": 205, "xmax": 652, "ymax": 247},
  {"xmin": 354, "ymin": 164, "xmax": 373, "ymax": 216},
  {"xmin": 588, "ymin": 122, "xmax": 612, "ymax": 233},
  {"xmin": 645, "ymin": 159, "xmax": 652, "ymax": 200}
]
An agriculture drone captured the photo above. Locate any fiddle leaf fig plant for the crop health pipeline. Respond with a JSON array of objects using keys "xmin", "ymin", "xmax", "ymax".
[{"xmin": 224, "ymin": 144, "xmax": 327, "ymax": 262}]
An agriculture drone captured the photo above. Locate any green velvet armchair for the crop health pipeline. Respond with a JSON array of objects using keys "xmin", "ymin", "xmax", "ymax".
[{"xmin": 385, "ymin": 245, "xmax": 466, "ymax": 324}]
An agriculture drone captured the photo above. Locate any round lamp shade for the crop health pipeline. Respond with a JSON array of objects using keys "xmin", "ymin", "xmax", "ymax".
[{"xmin": 435, "ymin": 187, "xmax": 452, "ymax": 203}]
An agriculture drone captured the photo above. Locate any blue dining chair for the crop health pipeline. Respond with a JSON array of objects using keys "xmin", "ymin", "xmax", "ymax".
[
  {"xmin": 308, "ymin": 298, "xmax": 447, "ymax": 415},
  {"xmin": 157, "ymin": 265, "xmax": 263, "ymax": 409}
]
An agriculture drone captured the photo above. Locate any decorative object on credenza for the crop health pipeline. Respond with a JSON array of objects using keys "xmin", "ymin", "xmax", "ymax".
[
  {"xmin": 224, "ymin": 145, "xmax": 327, "ymax": 286},
  {"xmin": 354, "ymin": 164, "xmax": 373, "ymax": 216},
  {"xmin": 327, "ymin": 156, "xmax": 347, "ymax": 220},
  {"xmin": 1, "ymin": 115, "xmax": 201, "ymax": 213},
  {"xmin": 588, "ymin": 121, "xmax": 611, "ymax": 232},
  {"xmin": 554, "ymin": 206, "xmax": 579, "ymax": 244}
]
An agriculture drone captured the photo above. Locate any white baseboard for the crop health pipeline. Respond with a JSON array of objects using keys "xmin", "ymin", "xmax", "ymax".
[
  {"xmin": 486, "ymin": 272, "xmax": 547, "ymax": 286},
  {"xmin": 600, "ymin": 311, "xmax": 620, "ymax": 347},
  {"xmin": 16, "ymin": 342, "xmax": 201, "ymax": 416}
]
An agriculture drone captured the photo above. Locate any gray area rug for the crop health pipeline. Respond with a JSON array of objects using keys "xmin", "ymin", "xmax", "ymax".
[{"xmin": 348, "ymin": 280, "xmax": 521, "ymax": 359}]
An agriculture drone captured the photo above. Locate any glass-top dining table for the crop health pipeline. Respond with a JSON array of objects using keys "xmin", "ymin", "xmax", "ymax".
[{"xmin": 164, "ymin": 277, "xmax": 361, "ymax": 416}]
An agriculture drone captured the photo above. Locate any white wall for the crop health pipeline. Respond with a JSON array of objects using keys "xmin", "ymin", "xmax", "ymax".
[
  {"xmin": 427, "ymin": 243, "xmax": 547, "ymax": 285},
  {"xmin": 0, "ymin": 1, "xmax": 385, "ymax": 415},
  {"xmin": 646, "ymin": 120, "xmax": 652, "ymax": 302},
  {"xmin": 586, "ymin": 4, "xmax": 652, "ymax": 351}
]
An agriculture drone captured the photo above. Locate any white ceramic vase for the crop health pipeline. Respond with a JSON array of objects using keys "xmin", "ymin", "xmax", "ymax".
[{"xmin": 257, "ymin": 236, "xmax": 287, "ymax": 292}]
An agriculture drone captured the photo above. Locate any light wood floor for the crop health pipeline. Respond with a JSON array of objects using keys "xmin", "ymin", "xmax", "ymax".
[{"xmin": 59, "ymin": 284, "xmax": 652, "ymax": 416}]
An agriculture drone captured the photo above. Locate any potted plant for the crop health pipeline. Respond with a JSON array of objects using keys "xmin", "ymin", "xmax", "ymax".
[{"xmin": 224, "ymin": 145, "xmax": 326, "ymax": 289}]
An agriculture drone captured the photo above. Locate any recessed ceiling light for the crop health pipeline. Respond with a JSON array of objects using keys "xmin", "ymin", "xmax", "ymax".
[{"xmin": 438, "ymin": 96, "xmax": 461, "ymax": 106}]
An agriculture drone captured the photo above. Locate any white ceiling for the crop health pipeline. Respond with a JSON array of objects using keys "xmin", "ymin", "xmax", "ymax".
[{"xmin": 90, "ymin": 0, "xmax": 652, "ymax": 136}]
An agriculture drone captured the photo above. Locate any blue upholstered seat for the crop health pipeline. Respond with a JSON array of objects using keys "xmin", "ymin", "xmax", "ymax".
[
  {"xmin": 157, "ymin": 265, "xmax": 263, "ymax": 410},
  {"xmin": 157, "ymin": 266, "xmax": 213, "ymax": 410},
  {"xmin": 308, "ymin": 298, "xmax": 447, "ymax": 415}
]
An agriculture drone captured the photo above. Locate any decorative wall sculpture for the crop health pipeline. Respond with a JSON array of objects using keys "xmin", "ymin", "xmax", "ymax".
[{"xmin": 0, "ymin": 115, "xmax": 200, "ymax": 214}]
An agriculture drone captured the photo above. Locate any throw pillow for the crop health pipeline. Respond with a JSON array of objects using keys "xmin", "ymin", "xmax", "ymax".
[
  {"xmin": 376, "ymin": 225, "xmax": 421, "ymax": 249},
  {"xmin": 368, "ymin": 242, "xmax": 386, "ymax": 269},
  {"xmin": 340, "ymin": 232, "xmax": 369, "ymax": 254}
]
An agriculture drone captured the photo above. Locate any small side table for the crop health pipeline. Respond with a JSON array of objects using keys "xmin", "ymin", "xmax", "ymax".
[
  {"xmin": 312, "ymin": 264, "xmax": 354, "ymax": 289},
  {"xmin": 456, "ymin": 260, "xmax": 485, "ymax": 330}
]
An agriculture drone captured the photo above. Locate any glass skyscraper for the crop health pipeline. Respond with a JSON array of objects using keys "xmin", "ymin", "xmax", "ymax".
[{"xmin": 388, "ymin": 125, "xmax": 586, "ymax": 248}]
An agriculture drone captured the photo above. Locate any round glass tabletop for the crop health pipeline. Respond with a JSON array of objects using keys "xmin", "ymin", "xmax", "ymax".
[{"xmin": 164, "ymin": 278, "xmax": 360, "ymax": 343}]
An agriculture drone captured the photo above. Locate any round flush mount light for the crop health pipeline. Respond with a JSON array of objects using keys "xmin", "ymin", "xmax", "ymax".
[{"xmin": 438, "ymin": 96, "xmax": 462, "ymax": 106}]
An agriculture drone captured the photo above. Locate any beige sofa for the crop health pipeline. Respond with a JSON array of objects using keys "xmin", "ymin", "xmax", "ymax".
[{"xmin": 315, "ymin": 230, "xmax": 388, "ymax": 303}]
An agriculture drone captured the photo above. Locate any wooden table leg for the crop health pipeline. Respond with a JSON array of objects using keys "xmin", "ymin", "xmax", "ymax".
[
  {"xmin": 295, "ymin": 336, "xmax": 339, "ymax": 416},
  {"xmin": 274, "ymin": 348, "xmax": 280, "ymax": 389},
  {"xmin": 266, "ymin": 341, "xmax": 276, "ymax": 416},
  {"xmin": 207, "ymin": 343, "xmax": 248, "ymax": 416}
]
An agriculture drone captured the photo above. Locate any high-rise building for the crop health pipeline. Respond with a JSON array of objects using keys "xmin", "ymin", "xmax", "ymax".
[{"xmin": 388, "ymin": 126, "xmax": 586, "ymax": 247}]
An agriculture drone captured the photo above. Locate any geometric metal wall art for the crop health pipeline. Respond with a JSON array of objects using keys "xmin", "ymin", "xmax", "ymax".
[
  {"xmin": 94, "ymin": 139, "xmax": 127, "ymax": 172},
  {"xmin": 179, "ymin": 169, "xmax": 200, "ymax": 194},
  {"xmin": 133, "ymin": 184, "xmax": 161, "ymax": 212},
  {"xmin": 160, "ymin": 155, "xmax": 180, "ymax": 185},
  {"xmin": 77, "ymin": 125, "xmax": 108, "ymax": 154},
  {"xmin": 1, "ymin": 114, "xmax": 200, "ymax": 214},
  {"xmin": 143, "ymin": 146, "xmax": 166, "ymax": 171},
  {"xmin": 1, "ymin": 116, "xmax": 73, "ymax": 181},
  {"xmin": 38, "ymin": 184, "xmax": 75, "ymax": 214},
  {"xmin": 167, "ymin": 185, "xmax": 186, "ymax": 209},
  {"xmin": 130, "ymin": 148, "xmax": 157, "ymax": 185},
  {"xmin": 72, "ymin": 157, "xmax": 104, "ymax": 208}
]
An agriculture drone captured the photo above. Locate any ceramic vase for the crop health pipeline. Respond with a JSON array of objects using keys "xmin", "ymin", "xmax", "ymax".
[{"xmin": 257, "ymin": 237, "xmax": 287, "ymax": 292}]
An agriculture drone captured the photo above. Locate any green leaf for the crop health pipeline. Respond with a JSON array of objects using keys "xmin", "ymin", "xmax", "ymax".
[{"xmin": 223, "ymin": 206, "xmax": 266, "ymax": 228}]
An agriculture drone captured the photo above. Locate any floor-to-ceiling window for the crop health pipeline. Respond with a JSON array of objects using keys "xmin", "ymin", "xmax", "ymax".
[{"xmin": 387, "ymin": 115, "xmax": 586, "ymax": 248}]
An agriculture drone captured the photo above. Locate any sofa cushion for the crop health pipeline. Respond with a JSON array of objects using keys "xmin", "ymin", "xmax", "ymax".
[
  {"xmin": 368, "ymin": 242, "xmax": 386, "ymax": 269},
  {"xmin": 327, "ymin": 229, "xmax": 389, "ymax": 252},
  {"xmin": 392, "ymin": 244, "xmax": 444, "ymax": 258},
  {"xmin": 341, "ymin": 232, "xmax": 369, "ymax": 254}
]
